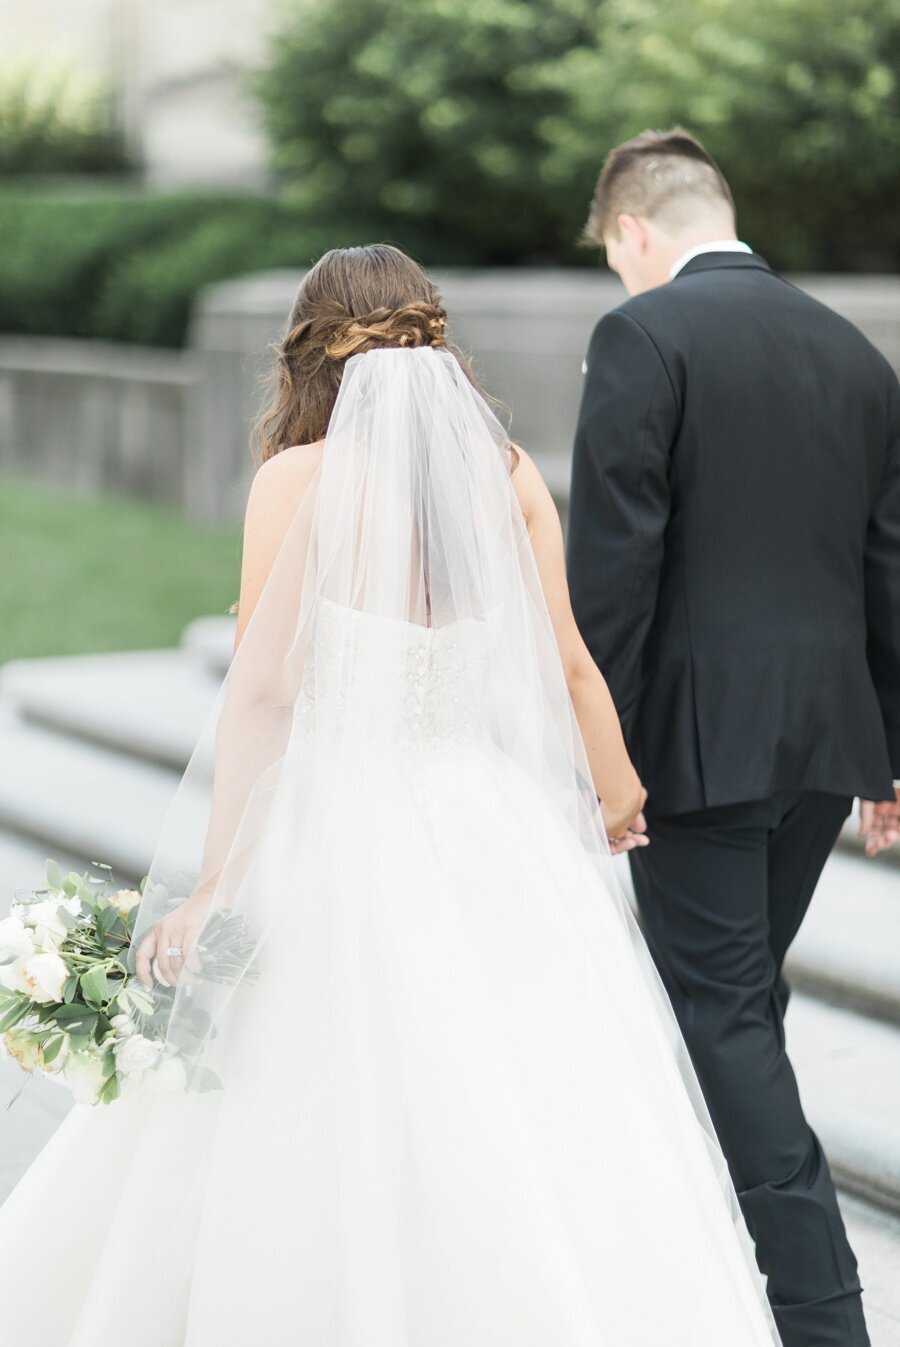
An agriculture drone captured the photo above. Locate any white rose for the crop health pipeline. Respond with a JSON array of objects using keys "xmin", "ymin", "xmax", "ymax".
[
  {"xmin": 63, "ymin": 1051, "xmax": 107, "ymax": 1106},
  {"xmin": 114, "ymin": 1033, "xmax": 163, "ymax": 1080},
  {"xmin": 0, "ymin": 957, "xmax": 27, "ymax": 994},
  {"xmin": 108, "ymin": 889, "xmax": 142, "ymax": 918},
  {"xmin": 110, "ymin": 1012, "xmax": 136, "ymax": 1038},
  {"xmin": 0, "ymin": 915, "xmax": 36, "ymax": 962},
  {"xmin": 24, "ymin": 898, "xmax": 67, "ymax": 933},
  {"xmin": 19, "ymin": 951, "xmax": 69, "ymax": 1004},
  {"xmin": 19, "ymin": 898, "xmax": 75, "ymax": 949}
]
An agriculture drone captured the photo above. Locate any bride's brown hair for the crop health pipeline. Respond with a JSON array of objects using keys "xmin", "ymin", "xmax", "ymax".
[{"xmin": 254, "ymin": 244, "xmax": 500, "ymax": 464}]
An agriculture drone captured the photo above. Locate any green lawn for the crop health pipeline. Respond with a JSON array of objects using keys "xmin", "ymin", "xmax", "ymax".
[{"xmin": 0, "ymin": 474, "xmax": 242, "ymax": 664}]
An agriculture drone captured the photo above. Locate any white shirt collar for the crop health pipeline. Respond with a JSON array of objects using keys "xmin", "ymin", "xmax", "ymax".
[{"xmin": 669, "ymin": 240, "xmax": 753, "ymax": 279}]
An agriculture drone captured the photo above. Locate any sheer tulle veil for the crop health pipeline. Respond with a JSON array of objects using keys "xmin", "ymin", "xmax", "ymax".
[{"xmin": 124, "ymin": 345, "xmax": 777, "ymax": 1334}]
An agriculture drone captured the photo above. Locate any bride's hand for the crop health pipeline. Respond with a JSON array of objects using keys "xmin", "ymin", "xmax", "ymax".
[
  {"xmin": 601, "ymin": 783, "xmax": 649, "ymax": 854},
  {"xmin": 136, "ymin": 892, "xmax": 213, "ymax": 991}
]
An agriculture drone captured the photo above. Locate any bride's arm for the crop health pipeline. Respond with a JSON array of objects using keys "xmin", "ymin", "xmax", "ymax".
[
  {"xmin": 191, "ymin": 443, "xmax": 324, "ymax": 886},
  {"xmin": 137, "ymin": 445, "xmax": 322, "ymax": 989},
  {"xmin": 511, "ymin": 447, "xmax": 647, "ymax": 845},
  {"xmin": 233, "ymin": 443, "xmax": 324, "ymax": 651}
]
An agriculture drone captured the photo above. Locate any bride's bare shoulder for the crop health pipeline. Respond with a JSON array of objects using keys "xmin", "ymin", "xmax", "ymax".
[
  {"xmin": 247, "ymin": 441, "xmax": 324, "ymax": 514},
  {"xmin": 254, "ymin": 440, "xmax": 324, "ymax": 487}
]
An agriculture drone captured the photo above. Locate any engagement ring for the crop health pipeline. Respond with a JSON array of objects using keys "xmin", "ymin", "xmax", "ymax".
[{"xmin": 166, "ymin": 946, "xmax": 185, "ymax": 958}]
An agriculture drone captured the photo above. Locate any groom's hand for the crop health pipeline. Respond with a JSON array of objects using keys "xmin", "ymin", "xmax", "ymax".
[
  {"xmin": 605, "ymin": 811, "xmax": 649, "ymax": 856},
  {"xmin": 858, "ymin": 788, "xmax": 900, "ymax": 856}
]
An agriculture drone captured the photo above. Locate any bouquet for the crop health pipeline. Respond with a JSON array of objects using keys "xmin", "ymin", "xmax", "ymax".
[{"xmin": 0, "ymin": 861, "xmax": 255, "ymax": 1107}]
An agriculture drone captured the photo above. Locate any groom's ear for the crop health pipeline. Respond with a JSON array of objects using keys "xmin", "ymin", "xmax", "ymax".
[{"xmin": 617, "ymin": 214, "xmax": 650, "ymax": 253}]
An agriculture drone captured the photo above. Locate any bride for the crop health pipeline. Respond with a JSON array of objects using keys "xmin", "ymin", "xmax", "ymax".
[{"xmin": 0, "ymin": 244, "xmax": 781, "ymax": 1346}]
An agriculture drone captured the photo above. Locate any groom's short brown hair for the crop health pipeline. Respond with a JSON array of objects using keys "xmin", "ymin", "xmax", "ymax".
[{"xmin": 584, "ymin": 128, "xmax": 736, "ymax": 245}]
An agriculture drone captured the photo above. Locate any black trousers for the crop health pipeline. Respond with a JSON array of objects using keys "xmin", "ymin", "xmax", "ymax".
[{"xmin": 630, "ymin": 790, "xmax": 867, "ymax": 1347}]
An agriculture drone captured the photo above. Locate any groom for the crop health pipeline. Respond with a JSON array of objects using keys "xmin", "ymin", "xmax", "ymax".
[{"xmin": 567, "ymin": 128, "xmax": 900, "ymax": 1347}]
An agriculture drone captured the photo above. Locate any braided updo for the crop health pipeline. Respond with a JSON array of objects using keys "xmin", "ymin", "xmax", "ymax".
[{"xmin": 254, "ymin": 244, "xmax": 493, "ymax": 462}]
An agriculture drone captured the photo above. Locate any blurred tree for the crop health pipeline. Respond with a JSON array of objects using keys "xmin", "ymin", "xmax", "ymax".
[
  {"xmin": 537, "ymin": 0, "xmax": 900, "ymax": 270},
  {"xmin": 255, "ymin": 0, "xmax": 597, "ymax": 263},
  {"xmin": 259, "ymin": 0, "xmax": 900, "ymax": 270},
  {"xmin": 0, "ymin": 64, "xmax": 129, "ymax": 176}
]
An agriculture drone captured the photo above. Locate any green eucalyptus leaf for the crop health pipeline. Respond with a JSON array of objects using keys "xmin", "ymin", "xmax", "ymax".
[
  {"xmin": 0, "ymin": 1000, "xmax": 31, "ymax": 1034},
  {"xmin": 79, "ymin": 967, "xmax": 109, "ymax": 1007},
  {"xmin": 41, "ymin": 1034, "xmax": 65, "ymax": 1065},
  {"xmin": 52, "ymin": 1008, "xmax": 99, "ymax": 1036},
  {"xmin": 99, "ymin": 1073, "xmax": 120, "ymax": 1104},
  {"xmin": 53, "ymin": 1001, "xmax": 91, "ymax": 1020},
  {"xmin": 97, "ymin": 904, "xmax": 121, "ymax": 941},
  {"xmin": 45, "ymin": 859, "xmax": 62, "ymax": 891}
]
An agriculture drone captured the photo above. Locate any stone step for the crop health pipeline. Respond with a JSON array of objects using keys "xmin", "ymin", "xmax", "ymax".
[
  {"xmin": 0, "ymin": 709, "xmax": 201, "ymax": 883},
  {"xmin": 840, "ymin": 1194, "xmax": 900, "ymax": 1345},
  {"xmin": 0, "ymin": 828, "xmax": 88, "ymax": 905},
  {"xmin": 786, "ymin": 850, "xmax": 900, "ymax": 1024},
  {"xmin": 0, "ymin": 648, "xmax": 220, "ymax": 772},
  {"xmin": 180, "ymin": 614, "xmax": 235, "ymax": 677},
  {"xmin": 789, "ymin": 994, "xmax": 900, "ymax": 1213}
]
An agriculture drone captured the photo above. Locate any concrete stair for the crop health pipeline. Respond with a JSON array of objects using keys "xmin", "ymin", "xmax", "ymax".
[{"xmin": 0, "ymin": 618, "xmax": 897, "ymax": 1328}]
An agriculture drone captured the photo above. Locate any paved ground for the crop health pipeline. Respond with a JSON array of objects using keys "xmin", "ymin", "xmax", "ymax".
[{"xmin": 842, "ymin": 1195, "xmax": 900, "ymax": 1346}]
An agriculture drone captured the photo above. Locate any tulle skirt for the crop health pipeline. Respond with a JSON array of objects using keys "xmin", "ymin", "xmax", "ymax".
[{"xmin": 0, "ymin": 741, "xmax": 780, "ymax": 1345}]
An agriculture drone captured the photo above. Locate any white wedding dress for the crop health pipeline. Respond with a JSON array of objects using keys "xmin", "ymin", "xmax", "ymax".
[{"xmin": 0, "ymin": 349, "xmax": 781, "ymax": 1346}]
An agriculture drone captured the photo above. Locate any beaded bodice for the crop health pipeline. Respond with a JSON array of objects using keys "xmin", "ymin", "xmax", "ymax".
[{"xmin": 292, "ymin": 598, "xmax": 493, "ymax": 753}]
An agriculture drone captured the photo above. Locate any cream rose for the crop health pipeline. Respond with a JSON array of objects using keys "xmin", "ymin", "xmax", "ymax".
[
  {"xmin": 108, "ymin": 889, "xmax": 142, "ymax": 919},
  {"xmin": 1, "ymin": 1029, "xmax": 41, "ymax": 1073},
  {"xmin": 19, "ymin": 950, "xmax": 69, "ymax": 1003}
]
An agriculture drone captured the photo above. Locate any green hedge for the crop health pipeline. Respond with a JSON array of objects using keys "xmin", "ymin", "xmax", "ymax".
[{"xmin": 0, "ymin": 188, "xmax": 346, "ymax": 347}]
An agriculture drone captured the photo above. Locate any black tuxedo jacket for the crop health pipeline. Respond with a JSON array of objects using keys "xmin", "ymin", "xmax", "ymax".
[{"xmin": 567, "ymin": 251, "xmax": 900, "ymax": 815}]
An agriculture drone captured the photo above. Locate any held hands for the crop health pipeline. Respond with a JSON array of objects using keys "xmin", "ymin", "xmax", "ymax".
[
  {"xmin": 136, "ymin": 891, "xmax": 213, "ymax": 990},
  {"xmin": 601, "ymin": 781, "xmax": 649, "ymax": 856},
  {"xmin": 858, "ymin": 788, "xmax": 900, "ymax": 858}
]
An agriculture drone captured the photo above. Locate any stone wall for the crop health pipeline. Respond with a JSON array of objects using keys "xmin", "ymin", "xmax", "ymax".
[
  {"xmin": 1, "ymin": 272, "xmax": 898, "ymax": 521},
  {"xmin": 0, "ymin": 338, "xmax": 194, "ymax": 502}
]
